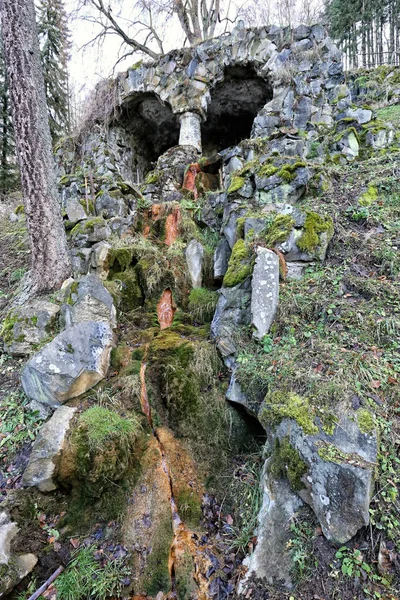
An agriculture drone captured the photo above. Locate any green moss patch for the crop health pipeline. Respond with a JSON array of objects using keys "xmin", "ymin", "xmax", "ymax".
[
  {"xmin": 176, "ymin": 488, "xmax": 202, "ymax": 528},
  {"xmin": 175, "ymin": 551, "xmax": 196, "ymax": 600},
  {"xmin": 143, "ymin": 516, "xmax": 173, "ymax": 595},
  {"xmin": 265, "ymin": 214, "xmax": 295, "ymax": 247},
  {"xmin": 359, "ymin": 185, "xmax": 378, "ymax": 207},
  {"xmin": 357, "ymin": 409, "xmax": 375, "ymax": 434},
  {"xmin": 79, "ymin": 198, "xmax": 94, "ymax": 214},
  {"xmin": 228, "ymin": 176, "xmax": 245, "ymax": 194},
  {"xmin": 108, "ymin": 247, "xmax": 135, "ymax": 271},
  {"xmin": 269, "ymin": 437, "xmax": 308, "ymax": 491},
  {"xmin": 258, "ymin": 164, "xmax": 279, "ymax": 178},
  {"xmin": 0, "ymin": 312, "xmax": 18, "ymax": 344},
  {"xmin": 259, "ymin": 391, "xmax": 318, "ymax": 435},
  {"xmin": 223, "ymin": 239, "xmax": 253, "ymax": 287},
  {"xmin": 144, "ymin": 170, "xmax": 162, "ymax": 185},
  {"xmin": 296, "ymin": 211, "xmax": 333, "ymax": 253},
  {"xmin": 317, "ymin": 441, "xmax": 373, "ymax": 468},
  {"xmin": 111, "ymin": 267, "xmax": 143, "ymax": 311},
  {"xmin": 70, "ymin": 217, "xmax": 106, "ymax": 237}
]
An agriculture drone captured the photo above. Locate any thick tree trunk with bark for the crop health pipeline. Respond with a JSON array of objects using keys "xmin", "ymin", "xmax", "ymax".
[{"xmin": 0, "ymin": 0, "xmax": 71, "ymax": 293}]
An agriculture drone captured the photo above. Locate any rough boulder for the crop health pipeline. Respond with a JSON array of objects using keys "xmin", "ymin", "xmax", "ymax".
[{"xmin": 21, "ymin": 321, "xmax": 115, "ymax": 411}]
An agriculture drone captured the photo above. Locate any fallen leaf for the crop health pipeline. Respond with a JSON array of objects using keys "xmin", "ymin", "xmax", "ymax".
[
  {"xmin": 42, "ymin": 584, "xmax": 56, "ymax": 599},
  {"xmin": 315, "ymin": 526, "xmax": 323, "ymax": 536},
  {"xmin": 371, "ymin": 380, "xmax": 381, "ymax": 389},
  {"xmin": 70, "ymin": 538, "xmax": 80, "ymax": 549},
  {"xmin": 225, "ymin": 514, "xmax": 233, "ymax": 525}
]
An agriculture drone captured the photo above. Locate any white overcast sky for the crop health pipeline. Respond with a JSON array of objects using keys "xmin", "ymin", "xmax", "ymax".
[{"xmin": 64, "ymin": 0, "xmax": 187, "ymax": 100}]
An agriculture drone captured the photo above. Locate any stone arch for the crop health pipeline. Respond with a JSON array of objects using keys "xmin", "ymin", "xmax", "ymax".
[
  {"xmin": 201, "ymin": 65, "xmax": 273, "ymax": 155},
  {"xmin": 117, "ymin": 92, "xmax": 180, "ymax": 177}
]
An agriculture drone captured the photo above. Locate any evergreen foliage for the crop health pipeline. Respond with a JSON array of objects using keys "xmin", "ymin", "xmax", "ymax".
[
  {"xmin": 37, "ymin": 0, "xmax": 71, "ymax": 141},
  {"xmin": 325, "ymin": 0, "xmax": 400, "ymax": 68}
]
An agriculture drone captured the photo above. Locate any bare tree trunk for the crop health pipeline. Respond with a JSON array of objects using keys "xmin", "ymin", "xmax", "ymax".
[
  {"xmin": 0, "ymin": 0, "xmax": 71, "ymax": 293},
  {"xmin": 174, "ymin": 0, "xmax": 197, "ymax": 44},
  {"xmin": 389, "ymin": 3, "xmax": 395, "ymax": 63}
]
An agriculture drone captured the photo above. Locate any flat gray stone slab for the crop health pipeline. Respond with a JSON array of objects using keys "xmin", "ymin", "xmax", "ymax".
[
  {"xmin": 185, "ymin": 239, "xmax": 204, "ymax": 288},
  {"xmin": 22, "ymin": 405, "xmax": 77, "ymax": 492},
  {"xmin": 251, "ymin": 247, "xmax": 279, "ymax": 340}
]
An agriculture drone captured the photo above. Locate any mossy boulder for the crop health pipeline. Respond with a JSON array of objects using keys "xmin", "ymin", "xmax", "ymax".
[
  {"xmin": 147, "ymin": 334, "xmax": 254, "ymax": 509},
  {"xmin": 111, "ymin": 267, "xmax": 143, "ymax": 312},
  {"xmin": 70, "ymin": 217, "xmax": 111, "ymax": 244},
  {"xmin": 266, "ymin": 414, "xmax": 378, "ymax": 545},
  {"xmin": 148, "ymin": 330, "xmax": 217, "ymax": 434},
  {"xmin": 277, "ymin": 210, "xmax": 334, "ymax": 262},
  {"xmin": 296, "ymin": 211, "xmax": 334, "ymax": 255},
  {"xmin": 60, "ymin": 406, "xmax": 140, "ymax": 497},
  {"xmin": 265, "ymin": 214, "xmax": 295, "ymax": 248},
  {"xmin": 1, "ymin": 300, "xmax": 60, "ymax": 356},
  {"xmin": 60, "ymin": 274, "xmax": 117, "ymax": 329}
]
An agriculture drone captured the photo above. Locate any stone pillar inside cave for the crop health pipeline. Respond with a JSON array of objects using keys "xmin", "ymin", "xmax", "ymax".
[{"xmin": 178, "ymin": 112, "xmax": 202, "ymax": 152}]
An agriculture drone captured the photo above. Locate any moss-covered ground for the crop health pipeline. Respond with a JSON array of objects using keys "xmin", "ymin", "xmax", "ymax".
[{"xmin": 234, "ymin": 148, "xmax": 400, "ymax": 600}]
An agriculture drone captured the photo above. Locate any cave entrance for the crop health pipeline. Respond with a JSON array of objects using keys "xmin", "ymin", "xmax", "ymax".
[
  {"xmin": 201, "ymin": 65, "xmax": 273, "ymax": 155},
  {"xmin": 117, "ymin": 92, "xmax": 180, "ymax": 181}
]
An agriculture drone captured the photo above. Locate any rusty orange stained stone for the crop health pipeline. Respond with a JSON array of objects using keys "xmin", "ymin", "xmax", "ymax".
[
  {"xmin": 151, "ymin": 203, "xmax": 163, "ymax": 219},
  {"xmin": 157, "ymin": 289, "xmax": 175, "ymax": 329},
  {"xmin": 164, "ymin": 206, "xmax": 181, "ymax": 246},
  {"xmin": 139, "ymin": 360, "xmax": 152, "ymax": 428},
  {"xmin": 182, "ymin": 163, "xmax": 201, "ymax": 199}
]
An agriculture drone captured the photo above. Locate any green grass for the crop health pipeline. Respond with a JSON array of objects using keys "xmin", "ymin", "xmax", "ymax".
[
  {"xmin": 188, "ymin": 287, "xmax": 218, "ymax": 324},
  {"xmin": 9, "ymin": 267, "xmax": 26, "ymax": 283},
  {"xmin": 55, "ymin": 546, "xmax": 132, "ymax": 600},
  {"xmin": 227, "ymin": 453, "xmax": 264, "ymax": 553},
  {"xmin": 236, "ymin": 261, "xmax": 400, "ymax": 413},
  {"xmin": 376, "ymin": 104, "xmax": 400, "ymax": 128},
  {"xmin": 0, "ymin": 390, "xmax": 43, "ymax": 466},
  {"xmin": 287, "ymin": 515, "xmax": 317, "ymax": 583}
]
